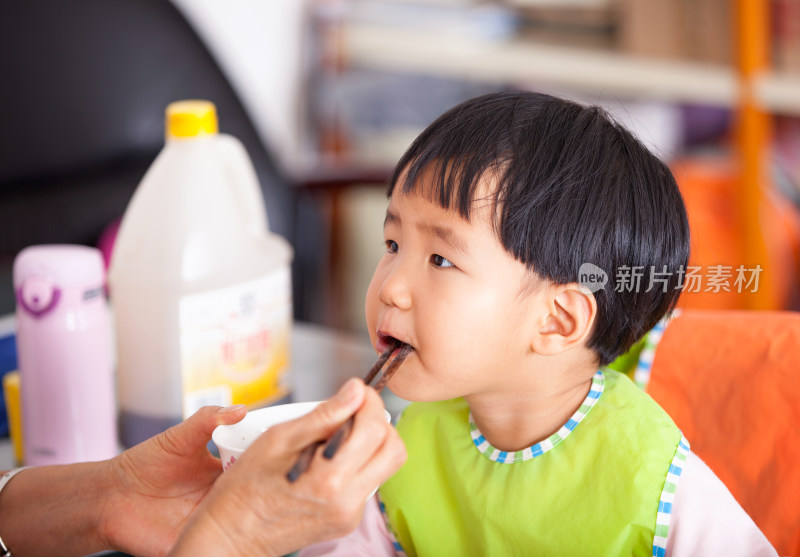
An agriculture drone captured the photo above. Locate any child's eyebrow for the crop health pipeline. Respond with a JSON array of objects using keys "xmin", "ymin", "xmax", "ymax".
[
  {"xmin": 384, "ymin": 209, "xmax": 468, "ymax": 254},
  {"xmin": 384, "ymin": 209, "xmax": 400, "ymax": 227}
]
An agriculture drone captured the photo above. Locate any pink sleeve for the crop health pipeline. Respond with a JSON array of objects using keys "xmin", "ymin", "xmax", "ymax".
[
  {"xmin": 298, "ymin": 495, "xmax": 398, "ymax": 557},
  {"xmin": 666, "ymin": 452, "xmax": 777, "ymax": 557}
]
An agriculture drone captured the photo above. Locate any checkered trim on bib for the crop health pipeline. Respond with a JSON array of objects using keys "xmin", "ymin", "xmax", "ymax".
[
  {"xmin": 377, "ymin": 496, "xmax": 408, "ymax": 557},
  {"xmin": 469, "ymin": 370, "xmax": 605, "ymax": 463},
  {"xmin": 634, "ymin": 312, "xmax": 680, "ymax": 390},
  {"xmin": 652, "ymin": 434, "xmax": 690, "ymax": 557}
]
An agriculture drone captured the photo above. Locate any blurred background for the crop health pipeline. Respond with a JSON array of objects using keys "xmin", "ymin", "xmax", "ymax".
[{"xmin": 2, "ymin": 0, "xmax": 800, "ymax": 336}]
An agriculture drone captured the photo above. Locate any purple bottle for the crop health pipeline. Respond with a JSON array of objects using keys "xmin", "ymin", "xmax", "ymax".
[{"xmin": 14, "ymin": 245, "xmax": 117, "ymax": 465}]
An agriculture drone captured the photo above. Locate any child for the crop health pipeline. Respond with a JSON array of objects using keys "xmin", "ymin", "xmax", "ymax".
[{"xmin": 301, "ymin": 91, "xmax": 776, "ymax": 556}]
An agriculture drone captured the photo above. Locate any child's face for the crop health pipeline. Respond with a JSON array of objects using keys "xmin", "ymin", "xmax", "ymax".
[{"xmin": 365, "ymin": 187, "xmax": 542, "ymax": 403}]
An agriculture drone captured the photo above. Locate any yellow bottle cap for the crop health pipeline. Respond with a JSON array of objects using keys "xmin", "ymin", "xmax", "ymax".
[
  {"xmin": 3, "ymin": 371, "xmax": 24, "ymax": 465},
  {"xmin": 166, "ymin": 100, "xmax": 218, "ymax": 139}
]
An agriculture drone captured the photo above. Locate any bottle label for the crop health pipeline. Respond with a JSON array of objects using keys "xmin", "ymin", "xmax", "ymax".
[{"xmin": 178, "ymin": 268, "xmax": 292, "ymax": 418}]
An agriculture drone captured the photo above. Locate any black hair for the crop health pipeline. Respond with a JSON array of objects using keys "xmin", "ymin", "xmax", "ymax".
[{"xmin": 387, "ymin": 90, "xmax": 690, "ymax": 366}]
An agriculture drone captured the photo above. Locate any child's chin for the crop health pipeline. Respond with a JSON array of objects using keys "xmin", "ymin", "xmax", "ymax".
[
  {"xmin": 388, "ymin": 381, "xmax": 440, "ymax": 403},
  {"xmin": 384, "ymin": 378, "xmax": 414, "ymax": 400}
]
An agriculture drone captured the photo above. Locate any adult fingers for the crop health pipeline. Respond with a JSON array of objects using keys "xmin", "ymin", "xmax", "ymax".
[
  {"xmin": 252, "ymin": 378, "xmax": 367, "ymax": 457},
  {"xmin": 323, "ymin": 387, "xmax": 393, "ymax": 466},
  {"xmin": 302, "ymin": 389, "xmax": 405, "ymax": 494},
  {"xmin": 300, "ymin": 414, "xmax": 405, "ymax": 510},
  {"xmin": 336, "ymin": 388, "xmax": 407, "ymax": 486},
  {"xmin": 352, "ymin": 425, "xmax": 406, "ymax": 494},
  {"xmin": 158, "ymin": 404, "xmax": 247, "ymax": 455}
]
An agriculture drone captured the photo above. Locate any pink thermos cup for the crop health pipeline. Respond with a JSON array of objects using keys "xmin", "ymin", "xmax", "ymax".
[{"xmin": 14, "ymin": 245, "xmax": 117, "ymax": 465}]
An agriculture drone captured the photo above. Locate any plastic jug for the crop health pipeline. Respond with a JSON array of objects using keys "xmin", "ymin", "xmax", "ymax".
[
  {"xmin": 14, "ymin": 245, "xmax": 117, "ymax": 465},
  {"xmin": 109, "ymin": 100, "xmax": 293, "ymax": 447}
]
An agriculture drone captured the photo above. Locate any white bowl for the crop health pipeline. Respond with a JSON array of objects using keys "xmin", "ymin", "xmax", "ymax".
[{"xmin": 212, "ymin": 401, "xmax": 391, "ymax": 473}]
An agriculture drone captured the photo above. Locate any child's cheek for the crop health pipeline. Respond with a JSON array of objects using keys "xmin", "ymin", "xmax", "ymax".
[{"xmin": 364, "ymin": 271, "xmax": 382, "ymax": 329}]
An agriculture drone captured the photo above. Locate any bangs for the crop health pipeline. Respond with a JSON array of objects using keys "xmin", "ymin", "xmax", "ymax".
[
  {"xmin": 393, "ymin": 156, "xmax": 509, "ymax": 226},
  {"xmin": 386, "ymin": 94, "xmax": 519, "ymax": 223}
]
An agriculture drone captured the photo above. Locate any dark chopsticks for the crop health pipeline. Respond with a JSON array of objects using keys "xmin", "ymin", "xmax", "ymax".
[
  {"xmin": 322, "ymin": 343, "xmax": 412, "ymax": 459},
  {"xmin": 286, "ymin": 340, "xmax": 413, "ymax": 483},
  {"xmin": 370, "ymin": 343, "xmax": 412, "ymax": 394},
  {"xmin": 362, "ymin": 340, "xmax": 399, "ymax": 387}
]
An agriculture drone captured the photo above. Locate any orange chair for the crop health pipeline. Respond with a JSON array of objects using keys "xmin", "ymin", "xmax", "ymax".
[
  {"xmin": 640, "ymin": 310, "xmax": 800, "ymax": 555},
  {"xmin": 670, "ymin": 157, "xmax": 800, "ymax": 311}
]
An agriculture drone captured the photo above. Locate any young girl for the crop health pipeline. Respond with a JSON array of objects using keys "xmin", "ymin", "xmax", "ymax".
[{"xmin": 302, "ymin": 91, "xmax": 776, "ymax": 556}]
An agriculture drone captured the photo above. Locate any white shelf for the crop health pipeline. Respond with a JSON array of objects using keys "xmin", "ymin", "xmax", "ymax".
[
  {"xmin": 754, "ymin": 72, "xmax": 800, "ymax": 116},
  {"xmin": 341, "ymin": 23, "xmax": 800, "ymax": 115}
]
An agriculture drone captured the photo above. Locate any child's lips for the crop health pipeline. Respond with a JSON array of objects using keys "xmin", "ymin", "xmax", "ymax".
[
  {"xmin": 376, "ymin": 331, "xmax": 412, "ymax": 354},
  {"xmin": 375, "ymin": 333, "xmax": 394, "ymax": 354}
]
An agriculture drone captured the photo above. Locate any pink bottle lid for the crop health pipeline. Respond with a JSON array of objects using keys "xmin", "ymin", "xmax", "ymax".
[{"xmin": 13, "ymin": 245, "xmax": 105, "ymax": 318}]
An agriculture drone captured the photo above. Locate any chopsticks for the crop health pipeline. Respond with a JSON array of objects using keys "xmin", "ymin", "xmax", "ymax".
[
  {"xmin": 286, "ymin": 340, "xmax": 413, "ymax": 483},
  {"xmin": 321, "ymin": 343, "xmax": 412, "ymax": 459}
]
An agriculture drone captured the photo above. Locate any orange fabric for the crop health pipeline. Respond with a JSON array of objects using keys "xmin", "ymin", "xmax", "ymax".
[
  {"xmin": 670, "ymin": 157, "xmax": 800, "ymax": 310},
  {"xmin": 646, "ymin": 310, "xmax": 800, "ymax": 555}
]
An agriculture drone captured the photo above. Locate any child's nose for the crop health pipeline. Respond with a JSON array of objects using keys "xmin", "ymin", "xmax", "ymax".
[{"xmin": 378, "ymin": 261, "xmax": 412, "ymax": 311}]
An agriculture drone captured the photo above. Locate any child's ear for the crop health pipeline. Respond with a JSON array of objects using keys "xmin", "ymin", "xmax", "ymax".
[{"xmin": 532, "ymin": 284, "xmax": 597, "ymax": 356}]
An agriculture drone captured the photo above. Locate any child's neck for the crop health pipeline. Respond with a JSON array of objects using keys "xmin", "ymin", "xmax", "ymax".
[{"xmin": 465, "ymin": 365, "xmax": 597, "ymax": 453}]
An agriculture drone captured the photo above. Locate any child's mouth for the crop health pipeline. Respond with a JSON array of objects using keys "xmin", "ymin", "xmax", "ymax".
[{"xmin": 377, "ymin": 332, "xmax": 411, "ymax": 355}]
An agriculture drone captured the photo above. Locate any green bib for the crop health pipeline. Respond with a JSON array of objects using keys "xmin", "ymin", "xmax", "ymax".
[{"xmin": 379, "ymin": 370, "xmax": 684, "ymax": 557}]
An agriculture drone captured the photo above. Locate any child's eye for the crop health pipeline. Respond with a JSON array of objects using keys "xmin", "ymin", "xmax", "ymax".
[
  {"xmin": 431, "ymin": 254, "xmax": 455, "ymax": 268},
  {"xmin": 385, "ymin": 240, "xmax": 399, "ymax": 254}
]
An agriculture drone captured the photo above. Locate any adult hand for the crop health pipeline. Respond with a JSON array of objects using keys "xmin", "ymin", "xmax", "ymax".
[
  {"xmin": 102, "ymin": 404, "xmax": 248, "ymax": 556},
  {"xmin": 170, "ymin": 378, "xmax": 407, "ymax": 557}
]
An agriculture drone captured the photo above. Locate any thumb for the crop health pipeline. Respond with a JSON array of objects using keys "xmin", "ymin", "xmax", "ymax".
[
  {"xmin": 269, "ymin": 378, "xmax": 366, "ymax": 451},
  {"xmin": 162, "ymin": 404, "xmax": 248, "ymax": 455}
]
